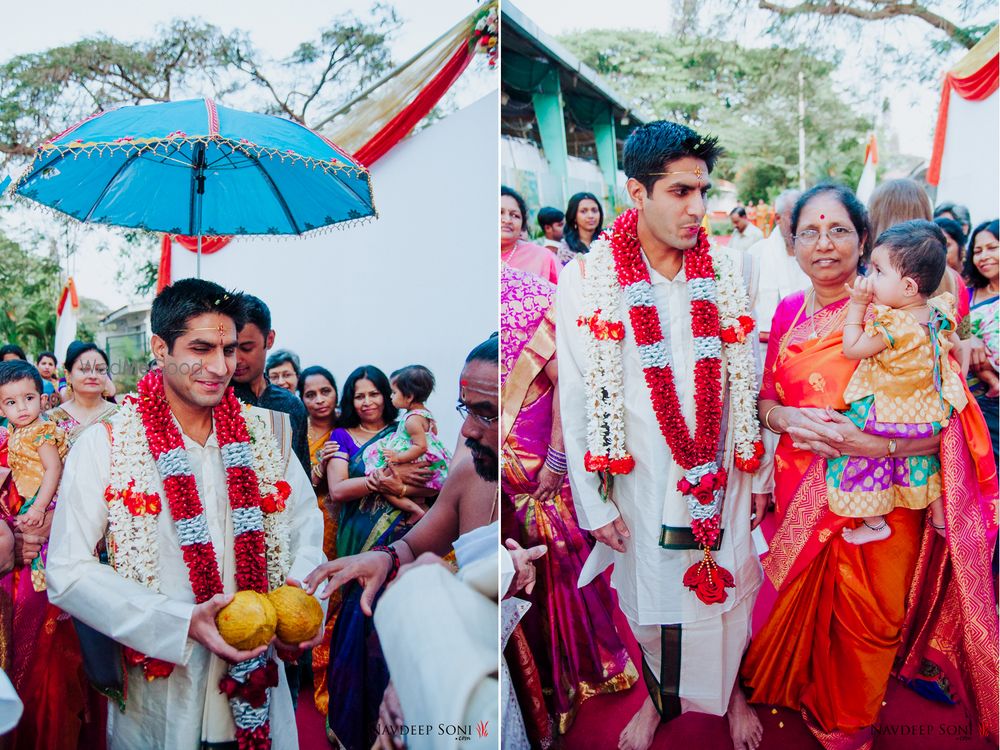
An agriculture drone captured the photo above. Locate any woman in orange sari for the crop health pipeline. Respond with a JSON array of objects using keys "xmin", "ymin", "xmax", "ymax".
[{"xmin": 741, "ymin": 184, "xmax": 998, "ymax": 749}]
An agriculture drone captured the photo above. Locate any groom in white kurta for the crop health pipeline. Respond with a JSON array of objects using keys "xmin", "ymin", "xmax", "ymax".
[
  {"xmin": 47, "ymin": 280, "xmax": 324, "ymax": 749},
  {"xmin": 556, "ymin": 122, "xmax": 772, "ymax": 750}
]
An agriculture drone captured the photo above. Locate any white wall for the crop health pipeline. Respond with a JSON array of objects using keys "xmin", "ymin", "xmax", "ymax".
[
  {"xmin": 171, "ymin": 92, "xmax": 499, "ymax": 447},
  {"xmin": 935, "ymin": 89, "xmax": 1000, "ymax": 227}
]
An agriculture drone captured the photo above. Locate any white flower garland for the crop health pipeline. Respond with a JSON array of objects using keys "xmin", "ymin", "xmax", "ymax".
[
  {"xmin": 713, "ymin": 250, "xmax": 764, "ymax": 466},
  {"xmin": 106, "ymin": 400, "xmax": 160, "ymax": 588},
  {"xmin": 580, "ymin": 236, "xmax": 630, "ymax": 466},
  {"xmin": 243, "ymin": 407, "xmax": 293, "ymax": 590},
  {"xmin": 105, "ymin": 402, "xmax": 293, "ymax": 594}
]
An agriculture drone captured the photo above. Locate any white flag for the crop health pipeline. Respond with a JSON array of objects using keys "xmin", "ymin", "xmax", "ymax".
[
  {"xmin": 53, "ymin": 279, "xmax": 79, "ymax": 365},
  {"xmin": 856, "ymin": 134, "xmax": 878, "ymax": 205}
]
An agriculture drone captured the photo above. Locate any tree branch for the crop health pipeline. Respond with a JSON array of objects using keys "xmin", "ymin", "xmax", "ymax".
[
  {"xmin": 757, "ymin": 0, "xmax": 975, "ymax": 48},
  {"xmin": 298, "ymin": 43, "xmax": 345, "ymax": 121},
  {"xmin": 232, "ymin": 50, "xmax": 300, "ymax": 122},
  {"xmin": 0, "ymin": 143, "xmax": 35, "ymax": 157}
]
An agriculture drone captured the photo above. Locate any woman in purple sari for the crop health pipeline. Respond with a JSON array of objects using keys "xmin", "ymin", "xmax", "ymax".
[{"xmin": 501, "ymin": 263, "xmax": 637, "ymax": 735}]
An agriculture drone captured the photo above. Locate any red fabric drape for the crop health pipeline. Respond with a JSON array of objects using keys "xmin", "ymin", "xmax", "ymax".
[
  {"xmin": 353, "ymin": 44, "xmax": 474, "ymax": 166},
  {"xmin": 156, "ymin": 235, "xmax": 171, "ymax": 294},
  {"xmin": 156, "ymin": 235, "xmax": 233, "ymax": 291},
  {"xmin": 172, "ymin": 235, "xmax": 233, "ymax": 254},
  {"xmin": 56, "ymin": 279, "xmax": 79, "ymax": 317},
  {"xmin": 927, "ymin": 53, "xmax": 999, "ymax": 186}
]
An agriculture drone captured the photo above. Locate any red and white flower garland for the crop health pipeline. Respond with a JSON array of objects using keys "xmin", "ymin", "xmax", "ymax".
[
  {"xmin": 103, "ymin": 370, "xmax": 292, "ymax": 749},
  {"xmin": 578, "ymin": 209, "xmax": 763, "ymax": 606}
]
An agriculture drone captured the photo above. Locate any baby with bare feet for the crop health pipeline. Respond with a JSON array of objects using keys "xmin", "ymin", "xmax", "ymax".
[{"xmin": 829, "ymin": 220, "xmax": 968, "ymax": 545}]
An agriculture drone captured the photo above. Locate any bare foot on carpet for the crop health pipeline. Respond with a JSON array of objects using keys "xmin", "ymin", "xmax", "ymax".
[
  {"xmin": 727, "ymin": 687, "xmax": 762, "ymax": 750},
  {"xmin": 618, "ymin": 694, "xmax": 660, "ymax": 750}
]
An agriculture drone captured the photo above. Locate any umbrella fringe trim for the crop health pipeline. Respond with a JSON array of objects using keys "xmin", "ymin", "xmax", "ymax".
[
  {"xmin": 9, "ymin": 192, "xmax": 378, "ymax": 237},
  {"xmin": 19, "ymin": 136, "xmax": 372, "ymax": 185}
]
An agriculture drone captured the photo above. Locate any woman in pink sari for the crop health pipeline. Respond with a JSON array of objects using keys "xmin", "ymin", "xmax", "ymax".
[
  {"xmin": 502, "ymin": 186, "xmax": 561, "ymax": 285},
  {"xmin": 741, "ymin": 183, "xmax": 998, "ymax": 749},
  {"xmin": 501, "ymin": 263, "xmax": 637, "ymax": 735}
]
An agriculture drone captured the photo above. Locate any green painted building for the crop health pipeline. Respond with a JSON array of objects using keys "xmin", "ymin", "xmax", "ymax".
[{"xmin": 501, "ymin": 2, "xmax": 643, "ymax": 225}]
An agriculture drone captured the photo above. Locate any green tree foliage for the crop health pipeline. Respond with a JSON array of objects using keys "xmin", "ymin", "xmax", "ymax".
[
  {"xmin": 561, "ymin": 30, "xmax": 871, "ymax": 202},
  {"xmin": 0, "ymin": 232, "xmax": 60, "ymax": 356},
  {"xmin": 0, "ymin": 7, "xmax": 400, "ymax": 160}
]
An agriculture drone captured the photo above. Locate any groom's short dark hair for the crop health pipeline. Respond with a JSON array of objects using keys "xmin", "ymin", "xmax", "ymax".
[
  {"xmin": 151, "ymin": 278, "xmax": 246, "ymax": 351},
  {"xmin": 623, "ymin": 121, "xmax": 723, "ymax": 192}
]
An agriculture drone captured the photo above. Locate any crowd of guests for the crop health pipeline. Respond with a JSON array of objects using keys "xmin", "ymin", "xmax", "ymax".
[
  {"xmin": 0, "ymin": 282, "xmax": 500, "ymax": 750},
  {"xmin": 501, "ymin": 169, "xmax": 998, "ymax": 749}
]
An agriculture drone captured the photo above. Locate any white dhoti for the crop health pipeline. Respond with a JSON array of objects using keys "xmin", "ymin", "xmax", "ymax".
[{"xmin": 626, "ymin": 593, "xmax": 753, "ymax": 720}]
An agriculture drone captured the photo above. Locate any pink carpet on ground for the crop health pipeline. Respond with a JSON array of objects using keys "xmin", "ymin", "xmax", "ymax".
[
  {"xmin": 297, "ymin": 689, "xmax": 329, "ymax": 749},
  {"xmin": 294, "ymin": 514, "xmax": 993, "ymax": 749},
  {"xmin": 560, "ymin": 514, "xmax": 994, "ymax": 750}
]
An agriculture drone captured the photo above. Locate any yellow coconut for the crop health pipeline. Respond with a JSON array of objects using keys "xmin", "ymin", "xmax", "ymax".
[
  {"xmin": 216, "ymin": 591, "xmax": 277, "ymax": 650},
  {"xmin": 267, "ymin": 585, "xmax": 324, "ymax": 644}
]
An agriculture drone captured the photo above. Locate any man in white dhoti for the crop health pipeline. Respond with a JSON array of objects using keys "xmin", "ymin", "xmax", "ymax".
[
  {"xmin": 556, "ymin": 121, "xmax": 773, "ymax": 750},
  {"xmin": 746, "ymin": 189, "xmax": 809, "ymax": 344},
  {"xmin": 47, "ymin": 279, "xmax": 325, "ymax": 750}
]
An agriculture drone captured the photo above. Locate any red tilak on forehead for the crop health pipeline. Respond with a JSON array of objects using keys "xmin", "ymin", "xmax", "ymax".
[{"xmin": 820, "ymin": 214, "xmax": 825, "ymax": 220}]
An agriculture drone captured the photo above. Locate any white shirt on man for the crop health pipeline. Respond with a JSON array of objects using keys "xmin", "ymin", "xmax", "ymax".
[
  {"xmin": 556, "ymin": 249, "xmax": 768, "ymax": 626},
  {"xmin": 746, "ymin": 231, "xmax": 810, "ymax": 333},
  {"xmin": 47, "ymin": 407, "xmax": 323, "ymax": 749},
  {"xmin": 727, "ymin": 223, "xmax": 763, "ymax": 253}
]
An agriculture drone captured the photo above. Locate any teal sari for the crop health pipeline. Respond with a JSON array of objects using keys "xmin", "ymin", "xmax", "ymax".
[{"xmin": 327, "ymin": 425, "xmax": 409, "ymax": 749}]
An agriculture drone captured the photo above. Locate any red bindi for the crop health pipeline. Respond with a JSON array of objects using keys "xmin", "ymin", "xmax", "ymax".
[{"xmin": 820, "ymin": 214, "xmax": 825, "ymax": 220}]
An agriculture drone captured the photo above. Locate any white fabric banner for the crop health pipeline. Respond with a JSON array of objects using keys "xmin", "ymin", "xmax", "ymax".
[
  {"xmin": 935, "ymin": 89, "xmax": 1000, "ymax": 226},
  {"xmin": 171, "ymin": 93, "xmax": 499, "ymax": 447}
]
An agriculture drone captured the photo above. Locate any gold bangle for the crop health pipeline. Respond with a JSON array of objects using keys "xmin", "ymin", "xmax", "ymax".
[
  {"xmin": 843, "ymin": 322, "xmax": 864, "ymax": 328},
  {"xmin": 886, "ymin": 438, "xmax": 897, "ymax": 457},
  {"xmin": 400, "ymin": 484, "xmax": 406, "ymax": 498},
  {"xmin": 763, "ymin": 405, "xmax": 781, "ymax": 433}
]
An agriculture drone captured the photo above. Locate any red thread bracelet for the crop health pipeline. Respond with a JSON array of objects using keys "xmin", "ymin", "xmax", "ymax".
[{"xmin": 372, "ymin": 544, "xmax": 401, "ymax": 582}]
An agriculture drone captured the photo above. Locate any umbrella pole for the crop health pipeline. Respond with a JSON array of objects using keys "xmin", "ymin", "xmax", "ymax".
[{"xmin": 193, "ymin": 142, "xmax": 207, "ymax": 279}]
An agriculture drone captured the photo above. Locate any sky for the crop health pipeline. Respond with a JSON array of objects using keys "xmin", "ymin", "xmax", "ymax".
[
  {"xmin": 510, "ymin": 0, "xmax": 983, "ymax": 160},
  {"xmin": 0, "ymin": 0, "xmax": 495, "ymax": 310}
]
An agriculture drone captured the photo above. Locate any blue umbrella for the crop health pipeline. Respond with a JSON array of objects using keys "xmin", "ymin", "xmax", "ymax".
[{"xmin": 10, "ymin": 98, "xmax": 376, "ymax": 275}]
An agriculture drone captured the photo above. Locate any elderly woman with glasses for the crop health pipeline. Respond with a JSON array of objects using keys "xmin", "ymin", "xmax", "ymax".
[{"xmin": 741, "ymin": 183, "xmax": 998, "ymax": 748}]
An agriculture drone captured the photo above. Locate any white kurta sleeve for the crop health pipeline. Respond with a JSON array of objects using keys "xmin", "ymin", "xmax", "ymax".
[
  {"xmin": 46, "ymin": 425, "xmax": 195, "ymax": 665},
  {"xmin": 281, "ymin": 454, "xmax": 327, "ymax": 611},
  {"xmin": 555, "ymin": 259, "xmax": 621, "ymax": 532},
  {"xmin": 499, "ymin": 547, "xmax": 514, "ymax": 598},
  {"xmin": 374, "ymin": 562, "xmax": 498, "ymax": 749}
]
